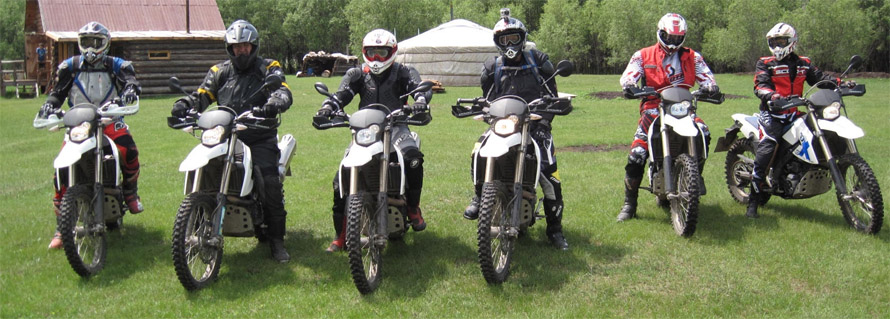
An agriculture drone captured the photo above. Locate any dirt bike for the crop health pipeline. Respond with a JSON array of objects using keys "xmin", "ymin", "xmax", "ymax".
[
  {"xmin": 451, "ymin": 60, "xmax": 573, "ymax": 284},
  {"xmin": 166, "ymin": 76, "xmax": 297, "ymax": 290},
  {"xmin": 624, "ymin": 83, "xmax": 724, "ymax": 237},
  {"xmin": 715, "ymin": 55, "xmax": 883, "ymax": 234},
  {"xmin": 33, "ymin": 98, "xmax": 140, "ymax": 277},
  {"xmin": 312, "ymin": 81, "xmax": 433, "ymax": 294}
]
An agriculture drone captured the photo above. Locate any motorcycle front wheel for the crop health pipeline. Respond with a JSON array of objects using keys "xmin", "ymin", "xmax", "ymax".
[
  {"xmin": 836, "ymin": 154, "xmax": 884, "ymax": 234},
  {"xmin": 477, "ymin": 181, "xmax": 515, "ymax": 284},
  {"xmin": 671, "ymin": 154, "xmax": 700, "ymax": 237},
  {"xmin": 172, "ymin": 192, "xmax": 222, "ymax": 291},
  {"xmin": 59, "ymin": 184, "xmax": 107, "ymax": 277},
  {"xmin": 346, "ymin": 192, "xmax": 382, "ymax": 294}
]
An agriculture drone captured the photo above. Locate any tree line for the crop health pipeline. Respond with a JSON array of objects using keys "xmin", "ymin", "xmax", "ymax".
[{"xmin": 2, "ymin": 0, "xmax": 887, "ymax": 74}]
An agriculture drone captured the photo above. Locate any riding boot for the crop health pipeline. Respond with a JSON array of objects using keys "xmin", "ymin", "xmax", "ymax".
[
  {"xmin": 263, "ymin": 176, "xmax": 289, "ymax": 263},
  {"xmin": 326, "ymin": 212, "xmax": 346, "ymax": 253},
  {"xmin": 617, "ymin": 177, "xmax": 641, "ymax": 222},
  {"xmin": 746, "ymin": 180, "xmax": 763, "ymax": 219},
  {"xmin": 463, "ymin": 183, "xmax": 483, "ymax": 220},
  {"xmin": 407, "ymin": 206, "xmax": 426, "ymax": 232},
  {"xmin": 544, "ymin": 199, "xmax": 568, "ymax": 250},
  {"xmin": 122, "ymin": 181, "xmax": 144, "ymax": 214}
]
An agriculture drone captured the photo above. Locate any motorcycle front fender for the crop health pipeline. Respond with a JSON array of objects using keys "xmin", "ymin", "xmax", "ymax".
[
  {"xmin": 54, "ymin": 136, "xmax": 96, "ymax": 168},
  {"xmin": 179, "ymin": 142, "xmax": 228, "ymax": 172},
  {"xmin": 341, "ymin": 141, "xmax": 383, "ymax": 168},
  {"xmin": 818, "ymin": 116, "xmax": 865, "ymax": 140},
  {"xmin": 479, "ymin": 132, "xmax": 521, "ymax": 158},
  {"xmin": 662, "ymin": 115, "xmax": 698, "ymax": 137}
]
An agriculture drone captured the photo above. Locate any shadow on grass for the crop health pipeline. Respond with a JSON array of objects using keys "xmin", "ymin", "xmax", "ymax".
[
  {"xmin": 693, "ymin": 203, "xmax": 778, "ymax": 245},
  {"xmin": 370, "ymin": 231, "xmax": 476, "ymax": 299},
  {"xmin": 73, "ymin": 222, "xmax": 167, "ymax": 285},
  {"xmin": 767, "ymin": 201, "xmax": 889, "ymax": 241}
]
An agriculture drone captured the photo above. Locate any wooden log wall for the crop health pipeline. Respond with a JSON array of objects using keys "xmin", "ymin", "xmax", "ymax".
[{"xmin": 121, "ymin": 40, "xmax": 227, "ymax": 96}]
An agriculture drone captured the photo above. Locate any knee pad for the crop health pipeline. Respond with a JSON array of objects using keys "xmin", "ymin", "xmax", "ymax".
[{"xmin": 402, "ymin": 147, "xmax": 424, "ymax": 169}]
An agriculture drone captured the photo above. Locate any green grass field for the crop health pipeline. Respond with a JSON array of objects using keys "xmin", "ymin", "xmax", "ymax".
[{"xmin": 1, "ymin": 74, "xmax": 888, "ymax": 317}]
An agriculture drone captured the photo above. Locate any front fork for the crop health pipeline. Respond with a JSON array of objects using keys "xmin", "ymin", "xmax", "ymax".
[
  {"xmin": 482, "ymin": 123, "xmax": 529, "ymax": 237},
  {"xmin": 209, "ymin": 136, "xmax": 239, "ymax": 245},
  {"xmin": 808, "ymin": 110, "xmax": 849, "ymax": 194},
  {"xmin": 659, "ymin": 108, "xmax": 700, "ymax": 196}
]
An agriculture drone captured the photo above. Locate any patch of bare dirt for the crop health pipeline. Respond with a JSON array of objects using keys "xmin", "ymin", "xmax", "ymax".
[{"xmin": 560, "ymin": 144, "xmax": 628, "ymax": 153}]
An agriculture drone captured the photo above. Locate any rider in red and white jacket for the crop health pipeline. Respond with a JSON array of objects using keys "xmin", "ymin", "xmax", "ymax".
[{"xmin": 615, "ymin": 13, "xmax": 720, "ymax": 222}]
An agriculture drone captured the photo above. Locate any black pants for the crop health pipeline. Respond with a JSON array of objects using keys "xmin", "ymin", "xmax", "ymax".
[
  {"xmin": 245, "ymin": 136, "xmax": 287, "ymax": 241},
  {"xmin": 753, "ymin": 110, "xmax": 802, "ymax": 183}
]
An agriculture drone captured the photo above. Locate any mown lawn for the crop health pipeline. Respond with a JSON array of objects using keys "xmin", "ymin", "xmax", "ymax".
[{"xmin": 1, "ymin": 74, "xmax": 888, "ymax": 318}]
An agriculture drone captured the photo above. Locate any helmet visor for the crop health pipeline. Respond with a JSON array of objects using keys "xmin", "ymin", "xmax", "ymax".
[
  {"xmin": 363, "ymin": 47, "xmax": 392, "ymax": 62},
  {"xmin": 79, "ymin": 36, "xmax": 106, "ymax": 50},
  {"xmin": 497, "ymin": 33, "xmax": 523, "ymax": 46},
  {"xmin": 658, "ymin": 31, "xmax": 684, "ymax": 46},
  {"xmin": 768, "ymin": 37, "xmax": 790, "ymax": 49}
]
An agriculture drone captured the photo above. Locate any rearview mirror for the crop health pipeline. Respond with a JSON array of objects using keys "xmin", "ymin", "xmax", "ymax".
[
  {"xmin": 555, "ymin": 60, "xmax": 574, "ymax": 77},
  {"xmin": 169, "ymin": 77, "xmax": 183, "ymax": 93},
  {"xmin": 314, "ymin": 82, "xmax": 332, "ymax": 97}
]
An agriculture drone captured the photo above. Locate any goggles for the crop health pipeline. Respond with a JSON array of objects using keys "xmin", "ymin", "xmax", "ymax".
[
  {"xmin": 497, "ymin": 33, "xmax": 522, "ymax": 46},
  {"xmin": 659, "ymin": 31, "xmax": 684, "ymax": 46},
  {"xmin": 768, "ymin": 37, "xmax": 790, "ymax": 49},
  {"xmin": 363, "ymin": 47, "xmax": 392, "ymax": 62},
  {"xmin": 79, "ymin": 36, "xmax": 106, "ymax": 50}
]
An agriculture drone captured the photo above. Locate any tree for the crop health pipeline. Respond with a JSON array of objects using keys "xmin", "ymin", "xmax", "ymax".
[
  {"xmin": 702, "ymin": 0, "xmax": 785, "ymax": 72},
  {"xmin": 788, "ymin": 0, "xmax": 872, "ymax": 71},
  {"xmin": 535, "ymin": 0, "xmax": 596, "ymax": 70},
  {"xmin": 343, "ymin": 0, "xmax": 447, "ymax": 57},
  {"xmin": 0, "ymin": 0, "xmax": 25, "ymax": 60}
]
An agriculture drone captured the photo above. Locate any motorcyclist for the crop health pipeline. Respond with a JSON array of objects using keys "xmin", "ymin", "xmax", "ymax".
[
  {"xmin": 461, "ymin": 9, "xmax": 570, "ymax": 250},
  {"xmin": 616, "ymin": 13, "xmax": 720, "ymax": 222},
  {"xmin": 317, "ymin": 29, "xmax": 432, "ymax": 253},
  {"xmin": 170, "ymin": 20, "xmax": 293, "ymax": 262},
  {"xmin": 40, "ymin": 22, "xmax": 143, "ymax": 250},
  {"xmin": 747, "ymin": 23, "xmax": 846, "ymax": 219}
]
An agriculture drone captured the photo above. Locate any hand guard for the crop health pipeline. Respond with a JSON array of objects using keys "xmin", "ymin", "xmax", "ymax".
[
  {"xmin": 623, "ymin": 85, "xmax": 638, "ymax": 99},
  {"xmin": 171, "ymin": 97, "xmax": 192, "ymax": 117},
  {"xmin": 121, "ymin": 86, "xmax": 138, "ymax": 104}
]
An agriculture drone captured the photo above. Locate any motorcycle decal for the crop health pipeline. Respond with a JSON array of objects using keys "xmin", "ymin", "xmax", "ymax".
[
  {"xmin": 783, "ymin": 118, "xmax": 818, "ymax": 164},
  {"xmin": 796, "ymin": 135, "xmax": 812, "ymax": 161}
]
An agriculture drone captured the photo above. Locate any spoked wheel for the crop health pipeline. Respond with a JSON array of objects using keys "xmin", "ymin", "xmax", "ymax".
[
  {"xmin": 725, "ymin": 138, "xmax": 771, "ymax": 205},
  {"xmin": 172, "ymin": 192, "xmax": 222, "ymax": 291},
  {"xmin": 671, "ymin": 154, "xmax": 700, "ymax": 237},
  {"xmin": 59, "ymin": 184, "xmax": 107, "ymax": 277},
  {"xmin": 346, "ymin": 192, "xmax": 382, "ymax": 294},
  {"xmin": 477, "ymin": 181, "xmax": 515, "ymax": 284},
  {"xmin": 836, "ymin": 154, "xmax": 884, "ymax": 234}
]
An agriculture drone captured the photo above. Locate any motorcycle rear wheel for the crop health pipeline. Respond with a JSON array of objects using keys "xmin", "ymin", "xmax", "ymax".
[
  {"xmin": 346, "ymin": 192, "xmax": 382, "ymax": 294},
  {"xmin": 836, "ymin": 154, "xmax": 884, "ymax": 234},
  {"xmin": 477, "ymin": 181, "xmax": 515, "ymax": 284},
  {"xmin": 172, "ymin": 192, "xmax": 221, "ymax": 291},
  {"xmin": 59, "ymin": 184, "xmax": 107, "ymax": 277},
  {"xmin": 725, "ymin": 138, "xmax": 771, "ymax": 205},
  {"xmin": 671, "ymin": 154, "xmax": 699, "ymax": 237}
]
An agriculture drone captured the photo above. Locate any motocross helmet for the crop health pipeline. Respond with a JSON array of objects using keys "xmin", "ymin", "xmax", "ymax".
[
  {"xmin": 225, "ymin": 20, "xmax": 260, "ymax": 71},
  {"xmin": 656, "ymin": 13, "xmax": 687, "ymax": 54},
  {"xmin": 78, "ymin": 22, "xmax": 111, "ymax": 65},
  {"xmin": 493, "ymin": 8, "xmax": 527, "ymax": 60},
  {"xmin": 362, "ymin": 29, "xmax": 398, "ymax": 75},
  {"xmin": 766, "ymin": 23, "xmax": 797, "ymax": 61}
]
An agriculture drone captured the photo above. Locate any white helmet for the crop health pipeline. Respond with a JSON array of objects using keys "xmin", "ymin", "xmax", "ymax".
[
  {"xmin": 492, "ymin": 8, "xmax": 527, "ymax": 60},
  {"xmin": 656, "ymin": 13, "xmax": 687, "ymax": 54},
  {"xmin": 362, "ymin": 29, "xmax": 398, "ymax": 75},
  {"xmin": 78, "ymin": 22, "xmax": 111, "ymax": 65},
  {"xmin": 766, "ymin": 23, "xmax": 797, "ymax": 61}
]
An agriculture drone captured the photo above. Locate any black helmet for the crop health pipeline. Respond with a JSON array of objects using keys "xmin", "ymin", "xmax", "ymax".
[
  {"xmin": 78, "ymin": 22, "xmax": 111, "ymax": 65},
  {"xmin": 225, "ymin": 20, "xmax": 260, "ymax": 71},
  {"xmin": 492, "ymin": 8, "xmax": 527, "ymax": 60}
]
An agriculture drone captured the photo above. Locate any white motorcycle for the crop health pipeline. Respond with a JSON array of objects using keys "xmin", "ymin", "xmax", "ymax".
[
  {"xmin": 715, "ymin": 55, "xmax": 883, "ymax": 234},
  {"xmin": 167, "ymin": 77, "xmax": 297, "ymax": 290},
  {"xmin": 312, "ymin": 81, "xmax": 433, "ymax": 294},
  {"xmin": 451, "ymin": 60, "xmax": 573, "ymax": 284},
  {"xmin": 624, "ymin": 84, "xmax": 724, "ymax": 237},
  {"xmin": 33, "ymin": 98, "xmax": 140, "ymax": 277}
]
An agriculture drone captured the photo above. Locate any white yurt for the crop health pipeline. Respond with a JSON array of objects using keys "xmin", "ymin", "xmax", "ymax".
[{"xmin": 395, "ymin": 19, "xmax": 534, "ymax": 87}]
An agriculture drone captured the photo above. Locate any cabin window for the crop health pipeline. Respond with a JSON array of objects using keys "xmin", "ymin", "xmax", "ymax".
[{"xmin": 148, "ymin": 50, "xmax": 171, "ymax": 60}]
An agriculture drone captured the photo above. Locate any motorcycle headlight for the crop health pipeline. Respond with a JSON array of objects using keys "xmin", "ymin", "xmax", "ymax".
[
  {"xmin": 493, "ymin": 115, "xmax": 519, "ymax": 136},
  {"xmin": 355, "ymin": 124, "xmax": 380, "ymax": 146},
  {"xmin": 669, "ymin": 101, "xmax": 691, "ymax": 117},
  {"xmin": 822, "ymin": 102, "xmax": 841, "ymax": 120},
  {"xmin": 201, "ymin": 125, "xmax": 226, "ymax": 146},
  {"xmin": 68, "ymin": 122, "xmax": 92, "ymax": 143}
]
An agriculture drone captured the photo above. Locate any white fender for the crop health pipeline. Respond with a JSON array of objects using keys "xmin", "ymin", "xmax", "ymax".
[
  {"xmin": 662, "ymin": 114, "xmax": 699, "ymax": 137},
  {"xmin": 105, "ymin": 136, "xmax": 121, "ymax": 186},
  {"xmin": 393, "ymin": 145, "xmax": 406, "ymax": 195},
  {"xmin": 277, "ymin": 134, "xmax": 297, "ymax": 177},
  {"xmin": 782, "ymin": 118, "xmax": 818, "ymax": 164},
  {"xmin": 531, "ymin": 138, "xmax": 542, "ymax": 189},
  {"xmin": 731, "ymin": 113, "xmax": 761, "ymax": 139},
  {"xmin": 179, "ymin": 142, "xmax": 228, "ymax": 172},
  {"xmin": 341, "ymin": 141, "xmax": 383, "ymax": 168},
  {"xmin": 479, "ymin": 132, "xmax": 521, "ymax": 158},
  {"xmin": 54, "ymin": 136, "xmax": 96, "ymax": 168},
  {"xmin": 818, "ymin": 116, "xmax": 865, "ymax": 139}
]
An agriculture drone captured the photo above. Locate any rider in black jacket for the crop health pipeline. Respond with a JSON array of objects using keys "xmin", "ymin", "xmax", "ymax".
[
  {"xmin": 462, "ymin": 10, "xmax": 569, "ymax": 250},
  {"xmin": 171, "ymin": 20, "xmax": 293, "ymax": 262},
  {"xmin": 317, "ymin": 29, "xmax": 432, "ymax": 253}
]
